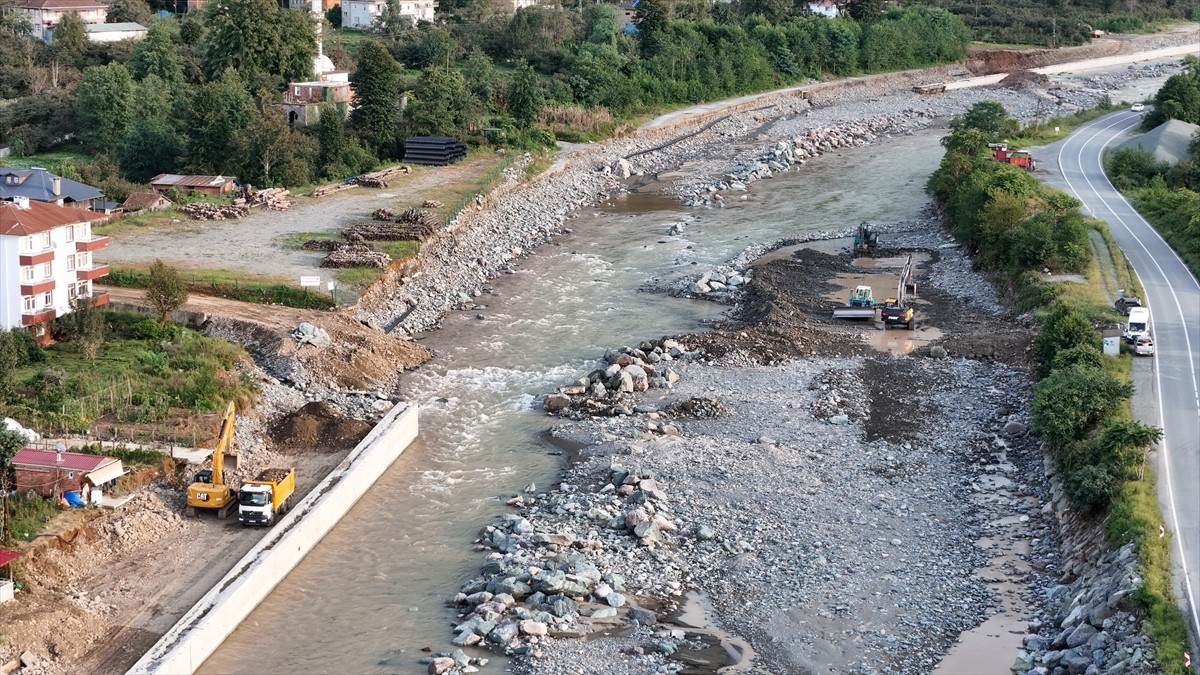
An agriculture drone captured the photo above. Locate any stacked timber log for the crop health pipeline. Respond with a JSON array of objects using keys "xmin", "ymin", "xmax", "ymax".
[
  {"xmin": 301, "ymin": 239, "xmax": 341, "ymax": 251},
  {"xmin": 321, "ymin": 243, "xmax": 391, "ymax": 269},
  {"xmin": 180, "ymin": 203, "xmax": 249, "ymax": 220},
  {"xmin": 248, "ymin": 187, "xmax": 292, "ymax": 211},
  {"xmin": 422, "ymin": 199, "xmax": 444, "ymax": 208},
  {"xmin": 372, "ymin": 208, "xmax": 396, "ymax": 221},
  {"xmin": 307, "ymin": 182, "xmax": 359, "ymax": 198},
  {"xmin": 353, "ymin": 165, "xmax": 411, "ymax": 189},
  {"xmin": 344, "ymin": 221, "xmax": 435, "ymax": 242}
]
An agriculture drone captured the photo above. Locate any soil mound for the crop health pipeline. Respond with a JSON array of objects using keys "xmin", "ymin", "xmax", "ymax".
[
  {"xmin": 270, "ymin": 402, "xmax": 373, "ymax": 451},
  {"xmin": 1000, "ymin": 70, "xmax": 1051, "ymax": 88}
]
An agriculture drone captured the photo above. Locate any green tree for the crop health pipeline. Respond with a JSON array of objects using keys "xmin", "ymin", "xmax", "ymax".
[
  {"xmin": 316, "ymin": 104, "xmax": 347, "ymax": 177},
  {"xmin": 1145, "ymin": 55, "xmax": 1200, "ymax": 128},
  {"xmin": 461, "ymin": 48, "xmax": 497, "ymax": 104},
  {"xmin": 350, "ymin": 40, "xmax": 402, "ymax": 153},
  {"xmin": 0, "ymin": 428, "xmax": 26, "ymax": 468},
  {"xmin": 50, "ymin": 12, "xmax": 87, "ymax": 65},
  {"xmin": 507, "ymin": 60, "xmax": 543, "ymax": 126},
  {"xmin": 325, "ymin": 4, "xmax": 342, "ymax": 28},
  {"xmin": 146, "ymin": 259, "xmax": 188, "ymax": 327},
  {"xmin": 374, "ymin": 0, "xmax": 413, "ymax": 38},
  {"xmin": 107, "ymin": 0, "xmax": 152, "ymax": 24},
  {"xmin": 405, "ymin": 66, "xmax": 479, "ymax": 138},
  {"xmin": 1034, "ymin": 302, "xmax": 1098, "ymax": 378},
  {"xmin": 234, "ymin": 108, "xmax": 314, "ymax": 187},
  {"xmin": 1032, "ymin": 364, "xmax": 1133, "ymax": 451},
  {"xmin": 201, "ymin": 0, "xmax": 317, "ymax": 90},
  {"xmin": 75, "ymin": 62, "xmax": 135, "ymax": 151},
  {"xmin": 130, "ymin": 21, "xmax": 184, "ymax": 84},
  {"xmin": 951, "ymin": 100, "xmax": 1019, "ymax": 142},
  {"xmin": 183, "ymin": 68, "xmax": 255, "ymax": 174},
  {"xmin": 121, "ymin": 119, "xmax": 184, "ymax": 182},
  {"xmin": 846, "ymin": 0, "xmax": 886, "ymax": 23},
  {"xmin": 56, "ymin": 297, "xmax": 106, "ymax": 360}
]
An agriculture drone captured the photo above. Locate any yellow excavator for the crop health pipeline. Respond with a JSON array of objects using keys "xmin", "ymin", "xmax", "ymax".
[{"xmin": 187, "ymin": 401, "xmax": 238, "ymax": 518}]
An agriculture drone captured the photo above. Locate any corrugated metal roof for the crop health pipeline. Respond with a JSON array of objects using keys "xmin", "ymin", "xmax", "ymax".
[
  {"xmin": 149, "ymin": 174, "xmax": 234, "ymax": 188},
  {"xmin": 0, "ymin": 168, "xmax": 103, "ymax": 204},
  {"xmin": 84, "ymin": 22, "xmax": 148, "ymax": 32},
  {"xmin": 11, "ymin": 448, "xmax": 115, "ymax": 472},
  {"xmin": 122, "ymin": 191, "xmax": 171, "ymax": 211},
  {"xmin": 0, "ymin": 199, "xmax": 107, "ymax": 237}
]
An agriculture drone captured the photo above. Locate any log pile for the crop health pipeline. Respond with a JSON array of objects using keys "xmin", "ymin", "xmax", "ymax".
[
  {"xmin": 353, "ymin": 165, "xmax": 411, "ymax": 188},
  {"xmin": 372, "ymin": 208, "xmax": 396, "ymax": 221},
  {"xmin": 301, "ymin": 239, "xmax": 341, "ymax": 251},
  {"xmin": 180, "ymin": 203, "xmax": 249, "ymax": 220},
  {"xmin": 422, "ymin": 199, "xmax": 444, "ymax": 208},
  {"xmin": 397, "ymin": 207, "xmax": 440, "ymax": 229},
  {"xmin": 320, "ymin": 243, "xmax": 391, "ymax": 269},
  {"xmin": 249, "ymin": 187, "xmax": 292, "ymax": 211},
  {"xmin": 344, "ymin": 221, "xmax": 435, "ymax": 242},
  {"xmin": 307, "ymin": 182, "xmax": 359, "ymax": 198}
]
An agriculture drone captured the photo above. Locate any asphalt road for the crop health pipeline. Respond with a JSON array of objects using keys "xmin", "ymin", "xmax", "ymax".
[{"xmin": 1056, "ymin": 110, "xmax": 1200, "ymax": 647}]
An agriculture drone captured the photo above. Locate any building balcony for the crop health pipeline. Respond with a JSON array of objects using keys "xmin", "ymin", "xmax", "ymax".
[
  {"xmin": 76, "ymin": 264, "xmax": 110, "ymax": 282},
  {"xmin": 21, "ymin": 308, "xmax": 56, "ymax": 327},
  {"xmin": 18, "ymin": 251, "xmax": 54, "ymax": 266},
  {"xmin": 19, "ymin": 280, "xmax": 54, "ymax": 296},
  {"xmin": 91, "ymin": 291, "xmax": 110, "ymax": 307},
  {"xmin": 75, "ymin": 236, "xmax": 110, "ymax": 253}
]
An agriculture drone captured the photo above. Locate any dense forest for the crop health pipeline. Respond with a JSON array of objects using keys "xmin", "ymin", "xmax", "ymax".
[
  {"xmin": 899, "ymin": 0, "xmax": 1198, "ymax": 46},
  {"xmin": 0, "ymin": 0, "xmax": 974, "ymax": 193}
]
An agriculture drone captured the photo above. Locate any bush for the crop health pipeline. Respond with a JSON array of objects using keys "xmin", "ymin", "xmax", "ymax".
[
  {"xmin": 1031, "ymin": 364, "xmax": 1134, "ymax": 451},
  {"xmin": 1034, "ymin": 303, "xmax": 1099, "ymax": 379}
]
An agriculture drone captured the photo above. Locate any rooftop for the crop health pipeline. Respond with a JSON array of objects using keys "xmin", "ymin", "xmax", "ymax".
[
  {"xmin": 11, "ymin": 448, "xmax": 117, "ymax": 472},
  {"xmin": 0, "ymin": 168, "xmax": 103, "ymax": 204},
  {"xmin": 19, "ymin": 0, "xmax": 106, "ymax": 9},
  {"xmin": 149, "ymin": 174, "xmax": 236, "ymax": 188},
  {"xmin": 122, "ymin": 190, "xmax": 171, "ymax": 211},
  {"xmin": 0, "ymin": 198, "xmax": 106, "ymax": 237},
  {"xmin": 84, "ymin": 22, "xmax": 148, "ymax": 32}
]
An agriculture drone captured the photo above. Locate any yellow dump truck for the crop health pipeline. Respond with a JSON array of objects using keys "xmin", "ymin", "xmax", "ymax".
[{"xmin": 237, "ymin": 468, "xmax": 296, "ymax": 526}]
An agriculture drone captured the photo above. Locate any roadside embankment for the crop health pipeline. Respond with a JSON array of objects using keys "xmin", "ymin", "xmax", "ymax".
[{"xmin": 126, "ymin": 402, "xmax": 419, "ymax": 675}]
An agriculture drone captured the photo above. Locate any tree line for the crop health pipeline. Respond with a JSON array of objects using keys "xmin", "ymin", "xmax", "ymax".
[{"xmin": 0, "ymin": 0, "xmax": 972, "ymax": 194}]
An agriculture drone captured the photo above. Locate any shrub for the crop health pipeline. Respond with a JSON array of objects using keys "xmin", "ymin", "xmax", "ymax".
[
  {"xmin": 1031, "ymin": 364, "xmax": 1134, "ymax": 451},
  {"xmin": 1034, "ymin": 303, "xmax": 1099, "ymax": 378}
]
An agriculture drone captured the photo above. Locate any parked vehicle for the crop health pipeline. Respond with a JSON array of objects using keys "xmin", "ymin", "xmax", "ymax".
[
  {"xmin": 1114, "ymin": 290, "xmax": 1142, "ymax": 315},
  {"xmin": 238, "ymin": 468, "xmax": 296, "ymax": 526},
  {"xmin": 1131, "ymin": 103, "xmax": 1145, "ymax": 112},
  {"xmin": 1133, "ymin": 335, "xmax": 1155, "ymax": 356},
  {"xmin": 988, "ymin": 143, "xmax": 1036, "ymax": 171},
  {"xmin": 1123, "ymin": 307, "xmax": 1150, "ymax": 342}
]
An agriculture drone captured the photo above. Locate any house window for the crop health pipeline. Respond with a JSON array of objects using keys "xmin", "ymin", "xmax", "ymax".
[
  {"xmin": 68, "ymin": 283, "xmax": 77, "ymax": 299},
  {"xmin": 20, "ymin": 236, "xmax": 32, "ymax": 252},
  {"xmin": 67, "ymin": 256, "xmax": 76, "ymax": 271},
  {"xmin": 294, "ymin": 86, "xmax": 301, "ymax": 96},
  {"xmin": 41, "ymin": 262, "xmax": 52, "ymax": 278},
  {"xmin": 23, "ymin": 296, "xmax": 35, "ymax": 312},
  {"xmin": 5, "ymin": 176, "xmax": 16, "ymax": 185},
  {"xmin": 79, "ymin": 280, "xmax": 90, "ymax": 296},
  {"xmin": 41, "ymin": 232, "xmax": 51, "ymax": 248},
  {"xmin": 76, "ymin": 223, "xmax": 89, "ymax": 239},
  {"xmin": 21, "ymin": 266, "xmax": 34, "ymax": 282},
  {"xmin": 65, "ymin": 225, "xmax": 74, "ymax": 242},
  {"xmin": 42, "ymin": 291, "xmax": 52, "ymax": 307},
  {"xmin": 78, "ymin": 252, "xmax": 90, "ymax": 268}
]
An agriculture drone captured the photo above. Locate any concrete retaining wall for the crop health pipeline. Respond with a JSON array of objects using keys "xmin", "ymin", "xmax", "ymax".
[{"xmin": 126, "ymin": 402, "xmax": 419, "ymax": 675}]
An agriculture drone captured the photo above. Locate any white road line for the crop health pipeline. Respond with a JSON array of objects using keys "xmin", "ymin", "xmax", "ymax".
[{"xmin": 1057, "ymin": 112, "xmax": 1200, "ymax": 642}]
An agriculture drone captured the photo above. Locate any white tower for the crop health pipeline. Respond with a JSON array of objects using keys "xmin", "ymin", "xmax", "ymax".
[{"xmin": 311, "ymin": 0, "xmax": 337, "ymax": 79}]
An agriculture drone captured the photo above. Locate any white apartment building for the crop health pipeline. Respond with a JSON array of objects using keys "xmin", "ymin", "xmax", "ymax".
[
  {"xmin": 341, "ymin": 0, "xmax": 435, "ymax": 29},
  {"xmin": 0, "ymin": 197, "xmax": 110, "ymax": 343}
]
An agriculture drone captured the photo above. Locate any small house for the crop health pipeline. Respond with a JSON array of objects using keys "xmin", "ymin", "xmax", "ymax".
[
  {"xmin": 20, "ymin": 0, "xmax": 107, "ymax": 40},
  {"xmin": 11, "ymin": 448, "xmax": 125, "ymax": 500},
  {"xmin": 121, "ymin": 191, "xmax": 172, "ymax": 214},
  {"xmin": 148, "ymin": 174, "xmax": 237, "ymax": 197},
  {"xmin": 807, "ymin": 0, "xmax": 838, "ymax": 17},
  {"xmin": 0, "ymin": 167, "xmax": 103, "ymax": 210}
]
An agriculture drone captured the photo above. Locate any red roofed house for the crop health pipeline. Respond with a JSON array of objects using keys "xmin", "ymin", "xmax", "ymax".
[
  {"xmin": 10, "ymin": 448, "xmax": 124, "ymax": 499},
  {"xmin": 149, "ymin": 174, "xmax": 237, "ymax": 197},
  {"xmin": 0, "ymin": 197, "xmax": 110, "ymax": 344},
  {"xmin": 19, "ymin": 0, "xmax": 108, "ymax": 41}
]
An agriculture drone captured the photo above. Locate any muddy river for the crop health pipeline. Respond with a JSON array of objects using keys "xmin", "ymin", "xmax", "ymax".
[{"xmin": 199, "ymin": 131, "xmax": 948, "ymax": 674}]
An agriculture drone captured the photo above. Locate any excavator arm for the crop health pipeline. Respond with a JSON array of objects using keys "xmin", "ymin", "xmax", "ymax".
[{"xmin": 211, "ymin": 401, "xmax": 236, "ymax": 488}]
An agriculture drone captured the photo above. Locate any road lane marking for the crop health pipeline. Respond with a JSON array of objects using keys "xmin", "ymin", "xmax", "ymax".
[{"xmin": 1058, "ymin": 112, "xmax": 1200, "ymax": 643}]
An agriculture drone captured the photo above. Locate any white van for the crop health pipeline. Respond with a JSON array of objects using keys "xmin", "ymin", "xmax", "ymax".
[{"xmin": 1124, "ymin": 307, "xmax": 1150, "ymax": 342}]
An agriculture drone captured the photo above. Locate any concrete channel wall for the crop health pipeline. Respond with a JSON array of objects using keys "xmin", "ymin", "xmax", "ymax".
[{"xmin": 126, "ymin": 403, "xmax": 420, "ymax": 675}]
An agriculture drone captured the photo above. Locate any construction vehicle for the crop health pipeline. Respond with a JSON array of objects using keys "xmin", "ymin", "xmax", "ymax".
[
  {"xmin": 880, "ymin": 254, "xmax": 917, "ymax": 330},
  {"xmin": 853, "ymin": 222, "xmax": 879, "ymax": 253},
  {"xmin": 849, "ymin": 285, "xmax": 874, "ymax": 308},
  {"xmin": 187, "ymin": 401, "xmax": 238, "ymax": 518},
  {"xmin": 238, "ymin": 468, "xmax": 296, "ymax": 526},
  {"xmin": 988, "ymin": 143, "xmax": 1036, "ymax": 171}
]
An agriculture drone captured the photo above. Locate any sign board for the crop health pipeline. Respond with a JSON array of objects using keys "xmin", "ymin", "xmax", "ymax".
[
  {"xmin": 327, "ymin": 281, "xmax": 336, "ymax": 291},
  {"xmin": 300, "ymin": 276, "xmax": 321, "ymax": 288},
  {"xmin": 1102, "ymin": 336, "xmax": 1120, "ymax": 357}
]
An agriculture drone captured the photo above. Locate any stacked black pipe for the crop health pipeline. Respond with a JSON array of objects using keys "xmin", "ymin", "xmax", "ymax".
[{"xmin": 403, "ymin": 137, "xmax": 467, "ymax": 165}]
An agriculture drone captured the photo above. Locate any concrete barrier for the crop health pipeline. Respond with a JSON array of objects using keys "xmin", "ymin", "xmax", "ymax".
[{"xmin": 127, "ymin": 403, "xmax": 419, "ymax": 675}]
